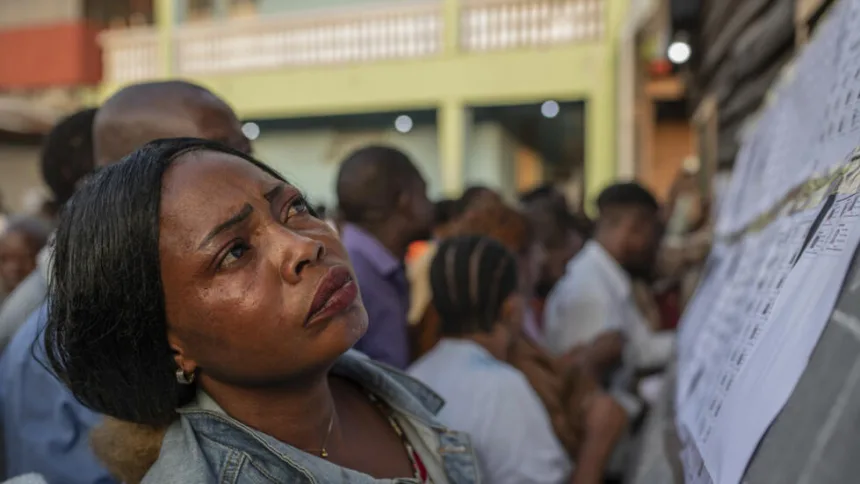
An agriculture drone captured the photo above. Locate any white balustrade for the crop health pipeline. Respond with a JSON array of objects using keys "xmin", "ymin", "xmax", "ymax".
[
  {"xmin": 99, "ymin": 27, "xmax": 160, "ymax": 83},
  {"xmin": 175, "ymin": 2, "xmax": 442, "ymax": 76},
  {"xmin": 461, "ymin": 0, "xmax": 604, "ymax": 52},
  {"xmin": 98, "ymin": 0, "xmax": 605, "ymax": 82}
]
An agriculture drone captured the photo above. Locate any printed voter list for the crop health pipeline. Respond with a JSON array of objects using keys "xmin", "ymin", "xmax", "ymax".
[{"xmin": 676, "ymin": 1, "xmax": 860, "ymax": 483}]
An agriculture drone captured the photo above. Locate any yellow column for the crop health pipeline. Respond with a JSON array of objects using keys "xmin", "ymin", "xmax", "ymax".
[
  {"xmin": 585, "ymin": 79, "xmax": 614, "ymax": 215},
  {"xmin": 443, "ymin": 0, "xmax": 460, "ymax": 55},
  {"xmin": 438, "ymin": 99, "xmax": 469, "ymax": 197},
  {"xmin": 583, "ymin": 0, "xmax": 631, "ymax": 213},
  {"xmin": 155, "ymin": 0, "xmax": 176, "ymax": 78}
]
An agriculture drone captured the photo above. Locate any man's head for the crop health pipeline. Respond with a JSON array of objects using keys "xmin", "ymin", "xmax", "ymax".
[
  {"xmin": 336, "ymin": 145, "xmax": 433, "ymax": 245},
  {"xmin": 93, "ymin": 81, "xmax": 250, "ymax": 167},
  {"xmin": 457, "ymin": 185, "xmax": 502, "ymax": 215},
  {"xmin": 520, "ymin": 183, "xmax": 567, "ymax": 210},
  {"xmin": 595, "ymin": 182, "xmax": 661, "ymax": 279},
  {"xmin": 520, "ymin": 184, "xmax": 586, "ymax": 296},
  {"xmin": 41, "ymin": 108, "xmax": 98, "ymax": 209}
]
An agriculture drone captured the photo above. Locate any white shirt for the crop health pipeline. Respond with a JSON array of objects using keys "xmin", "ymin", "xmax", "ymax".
[
  {"xmin": 544, "ymin": 241, "xmax": 675, "ymax": 386},
  {"xmin": 409, "ymin": 339, "xmax": 572, "ymax": 484}
]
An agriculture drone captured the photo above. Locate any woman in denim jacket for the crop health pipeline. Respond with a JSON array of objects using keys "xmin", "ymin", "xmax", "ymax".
[{"xmin": 43, "ymin": 138, "xmax": 480, "ymax": 484}]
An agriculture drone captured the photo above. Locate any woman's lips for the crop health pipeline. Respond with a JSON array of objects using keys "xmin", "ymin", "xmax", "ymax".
[{"xmin": 305, "ymin": 266, "xmax": 359, "ymax": 327}]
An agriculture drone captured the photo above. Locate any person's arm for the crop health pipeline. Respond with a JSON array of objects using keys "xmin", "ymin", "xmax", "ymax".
[
  {"xmin": 578, "ymin": 331, "xmax": 625, "ymax": 378},
  {"xmin": 545, "ymin": 288, "xmax": 614, "ymax": 358},
  {"xmin": 569, "ymin": 393, "xmax": 628, "ymax": 484},
  {"xmin": 624, "ymin": 316, "xmax": 675, "ymax": 372}
]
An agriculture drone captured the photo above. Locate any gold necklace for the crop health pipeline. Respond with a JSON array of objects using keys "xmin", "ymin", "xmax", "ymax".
[{"xmin": 304, "ymin": 412, "xmax": 336, "ymax": 458}]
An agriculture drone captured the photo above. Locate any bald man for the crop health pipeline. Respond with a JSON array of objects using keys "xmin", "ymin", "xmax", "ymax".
[
  {"xmin": 93, "ymin": 81, "xmax": 250, "ymax": 166},
  {"xmin": 0, "ymin": 81, "xmax": 248, "ymax": 483}
]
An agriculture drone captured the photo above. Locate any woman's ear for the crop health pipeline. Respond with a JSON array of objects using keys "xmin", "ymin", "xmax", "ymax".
[{"xmin": 167, "ymin": 330, "xmax": 197, "ymax": 374}]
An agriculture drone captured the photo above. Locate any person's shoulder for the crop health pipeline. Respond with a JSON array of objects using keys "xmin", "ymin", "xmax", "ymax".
[
  {"xmin": 445, "ymin": 352, "xmax": 527, "ymax": 395},
  {"xmin": 0, "ymin": 272, "xmax": 47, "ymax": 324},
  {"xmin": 2, "ymin": 305, "xmax": 48, "ymax": 364},
  {"xmin": 546, "ymin": 266, "xmax": 607, "ymax": 313}
]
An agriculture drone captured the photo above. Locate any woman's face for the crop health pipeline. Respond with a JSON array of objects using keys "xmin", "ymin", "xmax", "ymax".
[
  {"xmin": 0, "ymin": 230, "xmax": 38, "ymax": 292},
  {"xmin": 159, "ymin": 151, "xmax": 368, "ymax": 387}
]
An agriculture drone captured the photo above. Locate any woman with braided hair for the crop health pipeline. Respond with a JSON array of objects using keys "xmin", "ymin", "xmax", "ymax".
[{"xmin": 409, "ymin": 235, "xmax": 627, "ymax": 484}]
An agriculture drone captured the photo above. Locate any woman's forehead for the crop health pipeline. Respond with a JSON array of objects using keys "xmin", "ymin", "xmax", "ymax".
[
  {"xmin": 163, "ymin": 150, "xmax": 282, "ymax": 196},
  {"xmin": 158, "ymin": 151, "xmax": 289, "ymax": 241}
]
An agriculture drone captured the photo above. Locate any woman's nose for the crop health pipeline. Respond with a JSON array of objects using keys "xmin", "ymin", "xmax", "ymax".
[{"xmin": 280, "ymin": 233, "xmax": 326, "ymax": 284}]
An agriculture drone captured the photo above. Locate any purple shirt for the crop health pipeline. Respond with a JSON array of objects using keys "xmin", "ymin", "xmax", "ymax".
[{"xmin": 341, "ymin": 224, "xmax": 411, "ymax": 369}]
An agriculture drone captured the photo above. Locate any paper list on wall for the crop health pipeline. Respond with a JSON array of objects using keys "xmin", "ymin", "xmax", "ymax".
[
  {"xmin": 714, "ymin": 0, "xmax": 845, "ymax": 236},
  {"xmin": 677, "ymin": 185, "xmax": 860, "ymax": 484}
]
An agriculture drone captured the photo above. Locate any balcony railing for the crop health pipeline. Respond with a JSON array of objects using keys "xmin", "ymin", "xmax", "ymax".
[
  {"xmin": 176, "ymin": 2, "xmax": 442, "ymax": 76},
  {"xmin": 100, "ymin": 27, "xmax": 160, "ymax": 83},
  {"xmin": 462, "ymin": 0, "xmax": 604, "ymax": 51},
  {"xmin": 100, "ymin": 0, "xmax": 605, "ymax": 84}
]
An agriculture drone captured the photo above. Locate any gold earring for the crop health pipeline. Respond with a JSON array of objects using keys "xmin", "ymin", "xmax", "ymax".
[{"xmin": 176, "ymin": 368, "xmax": 196, "ymax": 385}]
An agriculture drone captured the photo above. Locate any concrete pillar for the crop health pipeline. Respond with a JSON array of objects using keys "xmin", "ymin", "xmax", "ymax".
[
  {"xmin": 438, "ymin": 99, "xmax": 470, "ymax": 197},
  {"xmin": 583, "ymin": 0, "xmax": 631, "ymax": 213},
  {"xmin": 155, "ymin": 0, "xmax": 175, "ymax": 78},
  {"xmin": 442, "ymin": 0, "xmax": 460, "ymax": 55},
  {"xmin": 585, "ymin": 78, "xmax": 615, "ymax": 214}
]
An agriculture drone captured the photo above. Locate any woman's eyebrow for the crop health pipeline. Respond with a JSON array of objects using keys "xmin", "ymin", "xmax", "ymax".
[{"xmin": 198, "ymin": 203, "xmax": 253, "ymax": 249}]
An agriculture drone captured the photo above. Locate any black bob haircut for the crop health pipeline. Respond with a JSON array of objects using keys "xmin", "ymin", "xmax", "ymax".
[
  {"xmin": 430, "ymin": 235, "xmax": 519, "ymax": 337},
  {"xmin": 596, "ymin": 182, "xmax": 659, "ymax": 214},
  {"xmin": 44, "ymin": 137, "xmax": 296, "ymax": 426}
]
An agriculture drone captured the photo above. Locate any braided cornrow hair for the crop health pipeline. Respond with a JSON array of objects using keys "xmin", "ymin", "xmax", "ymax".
[{"xmin": 430, "ymin": 235, "xmax": 519, "ymax": 336}]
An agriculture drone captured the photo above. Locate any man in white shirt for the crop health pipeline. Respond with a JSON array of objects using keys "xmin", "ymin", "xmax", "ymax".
[{"xmin": 545, "ymin": 183, "xmax": 675, "ymax": 411}]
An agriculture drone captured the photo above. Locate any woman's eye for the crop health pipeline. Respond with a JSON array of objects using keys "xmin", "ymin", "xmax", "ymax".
[
  {"xmin": 283, "ymin": 197, "xmax": 309, "ymax": 220},
  {"xmin": 220, "ymin": 241, "xmax": 251, "ymax": 269}
]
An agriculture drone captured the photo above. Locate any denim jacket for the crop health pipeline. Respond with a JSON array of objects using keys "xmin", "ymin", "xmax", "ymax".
[{"xmin": 142, "ymin": 351, "xmax": 482, "ymax": 484}]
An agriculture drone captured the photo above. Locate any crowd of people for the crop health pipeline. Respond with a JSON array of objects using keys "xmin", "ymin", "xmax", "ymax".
[{"xmin": 0, "ymin": 80, "xmax": 708, "ymax": 484}]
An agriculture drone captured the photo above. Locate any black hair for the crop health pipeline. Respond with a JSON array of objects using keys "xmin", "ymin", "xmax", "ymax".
[
  {"xmin": 44, "ymin": 137, "xmax": 292, "ymax": 426},
  {"xmin": 41, "ymin": 108, "xmax": 98, "ymax": 206},
  {"xmin": 335, "ymin": 145, "xmax": 422, "ymax": 225},
  {"xmin": 434, "ymin": 199, "xmax": 460, "ymax": 227},
  {"xmin": 519, "ymin": 183, "xmax": 558, "ymax": 205},
  {"xmin": 430, "ymin": 235, "xmax": 519, "ymax": 336},
  {"xmin": 596, "ymin": 182, "xmax": 659, "ymax": 214}
]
